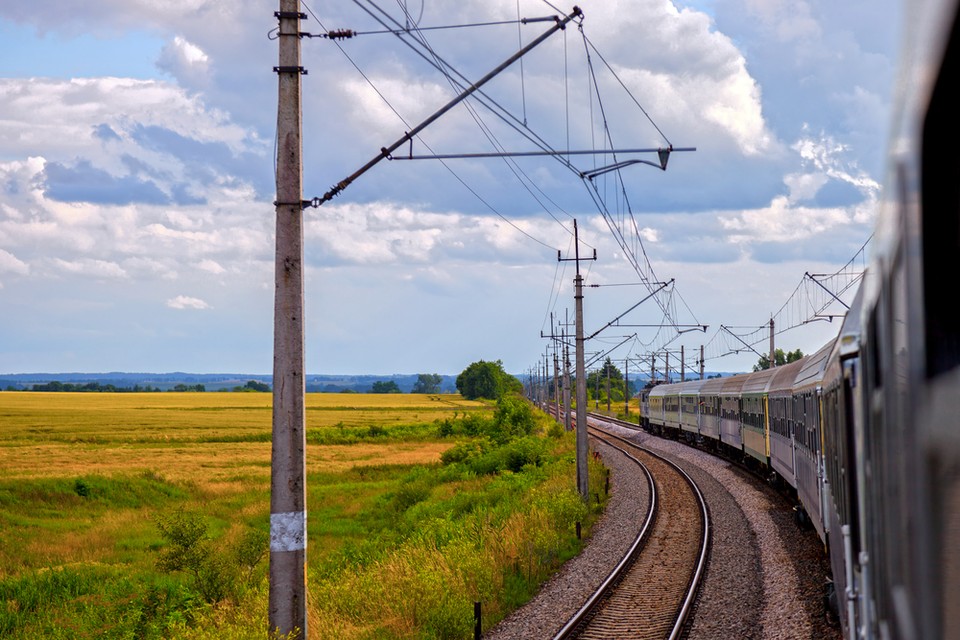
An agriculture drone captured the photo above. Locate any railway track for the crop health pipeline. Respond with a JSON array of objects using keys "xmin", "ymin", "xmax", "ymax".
[{"xmin": 554, "ymin": 419, "xmax": 710, "ymax": 640}]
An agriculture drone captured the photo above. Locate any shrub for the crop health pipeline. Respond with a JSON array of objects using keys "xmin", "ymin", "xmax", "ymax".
[
  {"xmin": 490, "ymin": 394, "xmax": 536, "ymax": 443},
  {"xmin": 440, "ymin": 440, "xmax": 491, "ymax": 466},
  {"xmin": 500, "ymin": 437, "xmax": 547, "ymax": 472},
  {"xmin": 73, "ymin": 478, "xmax": 90, "ymax": 497},
  {"xmin": 154, "ymin": 509, "xmax": 267, "ymax": 604}
]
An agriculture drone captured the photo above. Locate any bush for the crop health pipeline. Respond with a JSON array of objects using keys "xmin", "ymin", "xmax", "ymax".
[
  {"xmin": 154, "ymin": 509, "xmax": 267, "ymax": 604},
  {"xmin": 500, "ymin": 437, "xmax": 547, "ymax": 472},
  {"xmin": 491, "ymin": 395, "xmax": 536, "ymax": 443},
  {"xmin": 440, "ymin": 440, "xmax": 491, "ymax": 466},
  {"xmin": 73, "ymin": 478, "xmax": 90, "ymax": 497}
]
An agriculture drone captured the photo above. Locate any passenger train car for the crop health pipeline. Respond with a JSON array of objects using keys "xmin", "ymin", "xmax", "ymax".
[{"xmin": 640, "ymin": 0, "xmax": 960, "ymax": 636}]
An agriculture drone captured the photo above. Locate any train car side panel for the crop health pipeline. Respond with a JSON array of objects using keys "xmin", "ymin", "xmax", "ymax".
[
  {"xmin": 768, "ymin": 359, "xmax": 805, "ymax": 487},
  {"xmin": 719, "ymin": 375, "xmax": 747, "ymax": 449},
  {"xmin": 741, "ymin": 369, "xmax": 775, "ymax": 465}
]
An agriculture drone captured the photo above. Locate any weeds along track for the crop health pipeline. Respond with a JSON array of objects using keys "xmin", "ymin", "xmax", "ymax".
[{"xmin": 556, "ymin": 420, "xmax": 710, "ymax": 640}]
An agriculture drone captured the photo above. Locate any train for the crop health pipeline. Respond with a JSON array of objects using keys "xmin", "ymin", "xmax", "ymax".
[{"xmin": 639, "ymin": 1, "xmax": 960, "ymax": 637}]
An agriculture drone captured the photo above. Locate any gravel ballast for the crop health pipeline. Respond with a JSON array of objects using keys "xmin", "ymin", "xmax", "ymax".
[{"xmin": 482, "ymin": 422, "xmax": 840, "ymax": 640}]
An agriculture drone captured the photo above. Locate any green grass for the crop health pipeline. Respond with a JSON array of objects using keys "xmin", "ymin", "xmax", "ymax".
[{"xmin": 0, "ymin": 392, "xmax": 608, "ymax": 639}]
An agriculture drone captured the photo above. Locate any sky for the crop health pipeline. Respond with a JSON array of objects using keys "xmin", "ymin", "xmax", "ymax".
[{"xmin": 0, "ymin": 0, "xmax": 902, "ymax": 377}]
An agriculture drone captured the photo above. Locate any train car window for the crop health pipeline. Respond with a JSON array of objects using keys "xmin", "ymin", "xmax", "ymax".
[
  {"xmin": 921, "ymin": 5, "xmax": 960, "ymax": 378},
  {"xmin": 869, "ymin": 306, "xmax": 883, "ymax": 391}
]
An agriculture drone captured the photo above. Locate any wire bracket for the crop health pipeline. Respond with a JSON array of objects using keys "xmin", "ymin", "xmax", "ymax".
[
  {"xmin": 273, "ymin": 66, "xmax": 308, "ymax": 75},
  {"xmin": 273, "ymin": 199, "xmax": 321, "ymax": 209}
]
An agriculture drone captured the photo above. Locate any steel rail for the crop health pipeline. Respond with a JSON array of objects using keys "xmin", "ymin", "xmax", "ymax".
[
  {"xmin": 580, "ymin": 416, "xmax": 711, "ymax": 640},
  {"xmin": 551, "ymin": 432, "xmax": 657, "ymax": 640}
]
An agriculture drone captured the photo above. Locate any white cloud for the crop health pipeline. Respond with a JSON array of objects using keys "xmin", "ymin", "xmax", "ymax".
[
  {"xmin": 783, "ymin": 172, "xmax": 829, "ymax": 203},
  {"xmin": 718, "ymin": 195, "xmax": 854, "ymax": 244},
  {"xmin": 339, "ymin": 75, "xmax": 458, "ymax": 144},
  {"xmin": 157, "ymin": 36, "xmax": 211, "ymax": 88},
  {"xmin": 0, "ymin": 0, "xmax": 897, "ymax": 374},
  {"xmin": 0, "ymin": 77, "xmax": 264, "ymax": 173},
  {"xmin": 0, "ymin": 249, "xmax": 29, "ymax": 275},
  {"xmin": 793, "ymin": 129, "xmax": 879, "ymax": 191},
  {"xmin": 197, "ymin": 259, "xmax": 226, "ymax": 274},
  {"xmin": 51, "ymin": 257, "xmax": 128, "ymax": 279},
  {"xmin": 166, "ymin": 295, "xmax": 210, "ymax": 310},
  {"xmin": 743, "ymin": 0, "xmax": 822, "ymax": 42}
]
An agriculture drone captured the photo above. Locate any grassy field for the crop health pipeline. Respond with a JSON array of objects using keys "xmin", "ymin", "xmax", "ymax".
[{"xmin": 0, "ymin": 391, "xmax": 605, "ymax": 639}]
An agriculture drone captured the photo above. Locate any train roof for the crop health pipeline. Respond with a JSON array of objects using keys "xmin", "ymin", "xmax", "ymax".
[
  {"xmin": 792, "ymin": 339, "xmax": 835, "ymax": 392},
  {"xmin": 699, "ymin": 376, "xmax": 726, "ymax": 395},
  {"xmin": 719, "ymin": 372, "xmax": 749, "ymax": 395},
  {"xmin": 768, "ymin": 358, "xmax": 805, "ymax": 396},
  {"xmin": 678, "ymin": 378, "xmax": 711, "ymax": 395},
  {"xmin": 647, "ymin": 383, "xmax": 673, "ymax": 399},
  {"xmin": 741, "ymin": 367, "xmax": 777, "ymax": 394}
]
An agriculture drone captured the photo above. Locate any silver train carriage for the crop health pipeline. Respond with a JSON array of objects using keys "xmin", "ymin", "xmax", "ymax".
[{"xmin": 638, "ymin": 0, "xmax": 960, "ymax": 636}]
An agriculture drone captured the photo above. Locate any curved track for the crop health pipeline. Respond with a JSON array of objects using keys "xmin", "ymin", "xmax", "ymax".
[{"xmin": 554, "ymin": 418, "xmax": 710, "ymax": 639}]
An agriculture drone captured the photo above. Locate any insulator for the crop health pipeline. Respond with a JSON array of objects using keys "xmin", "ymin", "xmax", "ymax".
[{"xmin": 326, "ymin": 29, "xmax": 356, "ymax": 40}]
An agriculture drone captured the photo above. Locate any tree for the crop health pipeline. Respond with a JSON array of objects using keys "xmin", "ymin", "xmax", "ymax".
[
  {"xmin": 583, "ymin": 358, "xmax": 627, "ymax": 403},
  {"xmin": 753, "ymin": 348, "xmax": 804, "ymax": 372},
  {"xmin": 172, "ymin": 383, "xmax": 206, "ymax": 392},
  {"xmin": 411, "ymin": 373, "xmax": 443, "ymax": 394},
  {"xmin": 371, "ymin": 380, "xmax": 401, "ymax": 394},
  {"xmin": 456, "ymin": 360, "xmax": 521, "ymax": 400},
  {"xmin": 234, "ymin": 380, "xmax": 270, "ymax": 392}
]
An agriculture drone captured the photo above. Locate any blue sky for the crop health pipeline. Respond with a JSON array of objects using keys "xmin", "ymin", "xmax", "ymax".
[{"xmin": 0, "ymin": 0, "xmax": 901, "ymax": 376}]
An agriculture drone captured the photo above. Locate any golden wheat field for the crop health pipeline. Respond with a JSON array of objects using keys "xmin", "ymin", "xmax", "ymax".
[
  {"xmin": 0, "ymin": 392, "xmax": 489, "ymax": 482},
  {"xmin": 0, "ymin": 390, "xmax": 600, "ymax": 640},
  {"xmin": 0, "ymin": 392, "xmax": 493, "ymax": 575}
]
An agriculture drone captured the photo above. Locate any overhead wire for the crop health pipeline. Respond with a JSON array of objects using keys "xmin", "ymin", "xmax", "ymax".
[
  {"xmin": 516, "ymin": 0, "xmax": 528, "ymax": 126},
  {"xmin": 582, "ymin": 34, "xmax": 671, "ymax": 146},
  {"xmin": 577, "ymin": 23, "xmax": 702, "ymax": 340},
  {"xmin": 349, "ymin": 0, "xmax": 590, "ymax": 239},
  {"xmin": 350, "ymin": 0, "xmax": 581, "ymax": 177},
  {"xmin": 306, "ymin": 0, "xmax": 707, "ymax": 364},
  {"xmin": 301, "ymin": 0, "xmax": 557, "ymax": 251},
  {"xmin": 385, "ymin": 0, "xmax": 581, "ymax": 235}
]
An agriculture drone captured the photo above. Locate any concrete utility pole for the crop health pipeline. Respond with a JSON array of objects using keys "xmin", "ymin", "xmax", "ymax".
[
  {"xmin": 559, "ymin": 219, "xmax": 595, "ymax": 502},
  {"xmin": 595, "ymin": 371, "xmax": 600, "ymax": 409},
  {"xmin": 270, "ymin": 1, "xmax": 307, "ymax": 637},
  {"xmin": 606, "ymin": 363, "xmax": 611, "ymax": 413},
  {"xmin": 680, "ymin": 345, "xmax": 685, "ymax": 382},
  {"xmin": 543, "ymin": 354, "xmax": 550, "ymax": 409},
  {"xmin": 553, "ymin": 350, "xmax": 560, "ymax": 424},
  {"xmin": 624, "ymin": 358, "xmax": 629, "ymax": 416},
  {"xmin": 700, "ymin": 345, "xmax": 705, "ymax": 379},
  {"xmin": 768, "ymin": 317, "xmax": 776, "ymax": 368},
  {"xmin": 563, "ymin": 332, "xmax": 572, "ymax": 432}
]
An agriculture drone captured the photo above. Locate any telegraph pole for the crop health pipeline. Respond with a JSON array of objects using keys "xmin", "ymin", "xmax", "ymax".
[
  {"xmin": 624, "ymin": 358, "xmax": 629, "ymax": 417},
  {"xmin": 595, "ymin": 370, "xmax": 600, "ymax": 409},
  {"xmin": 563, "ymin": 328, "xmax": 572, "ymax": 432},
  {"xmin": 270, "ymin": 1, "xmax": 307, "ymax": 637},
  {"xmin": 553, "ymin": 348, "xmax": 560, "ymax": 424},
  {"xmin": 768, "ymin": 317, "xmax": 776, "ymax": 368},
  {"xmin": 559, "ymin": 219, "xmax": 595, "ymax": 501},
  {"xmin": 605, "ymin": 362, "xmax": 611, "ymax": 413}
]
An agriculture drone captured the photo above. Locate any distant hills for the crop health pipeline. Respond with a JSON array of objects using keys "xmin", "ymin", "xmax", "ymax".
[
  {"xmin": 1, "ymin": 370, "xmax": 743, "ymax": 393},
  {"xmin": 0, "ymin": 372, "xmax": 461, "ymax": 393}
]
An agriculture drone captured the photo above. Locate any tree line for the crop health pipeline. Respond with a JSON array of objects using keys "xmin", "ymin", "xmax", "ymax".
[
  {"xmin": 369, "ymin": 373, "xmax": 447, "ymax": 394},
  {"xmin": 15, "ymin": 381, "xmax": 193, "ymax": 393}
]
